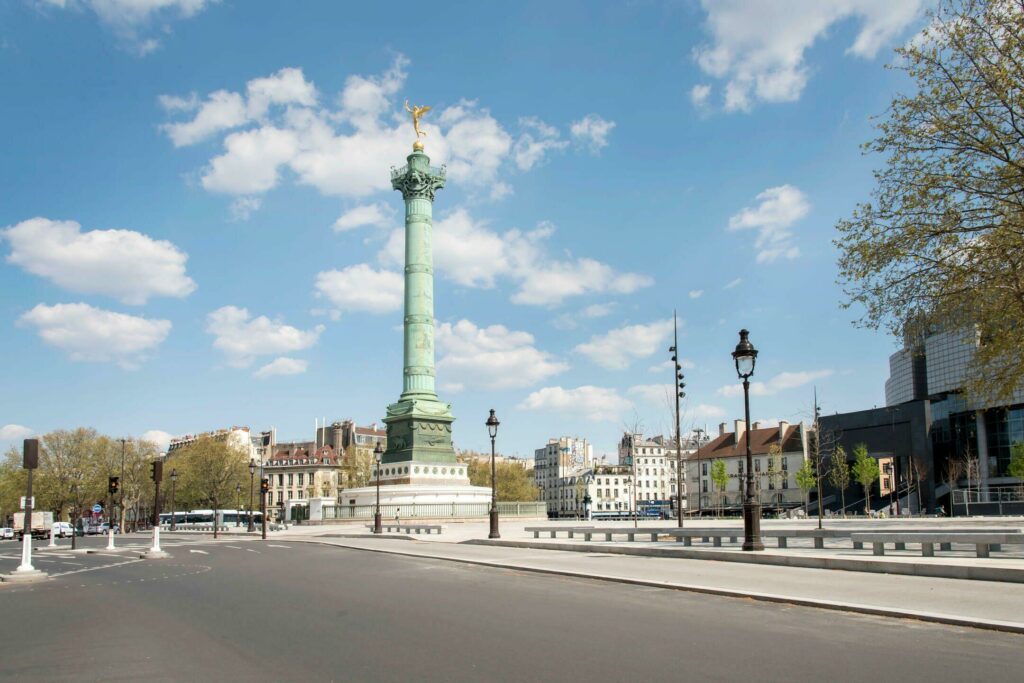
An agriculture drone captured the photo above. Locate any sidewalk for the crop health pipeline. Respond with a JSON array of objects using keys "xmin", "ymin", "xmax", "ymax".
[{"xmin": 283, "ymin": 520, "xmax": 1024, "ymax": 634}]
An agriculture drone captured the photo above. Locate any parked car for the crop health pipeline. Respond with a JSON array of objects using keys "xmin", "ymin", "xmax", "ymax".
[
  {"xmin": 0, "ymin": 527, "xmax": 14, "ymax": 540},
  {"xmin": 51, "ymin": 522, "xmax": 75, "ymax": 538},
  {"xmin": 85, "ymin": 523, "xmax": 102, "ymax": 535}
]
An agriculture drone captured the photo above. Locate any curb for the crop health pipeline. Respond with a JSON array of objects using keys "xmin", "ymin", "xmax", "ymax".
[{"xmin": 291, "ymin": 537, "xmax": 1024, "ymax": 635}]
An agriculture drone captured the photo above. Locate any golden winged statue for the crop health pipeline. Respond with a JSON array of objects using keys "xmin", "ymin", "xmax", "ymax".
[{"xmin": 405, "ymin": 100, "xmax": 431, "ymax": 140}]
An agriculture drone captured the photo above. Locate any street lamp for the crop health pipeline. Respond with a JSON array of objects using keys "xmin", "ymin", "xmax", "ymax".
[
  {"xmin": 373, "ymin": 442, "xmax": 383, "ymax": 534},
  {"xmin": 486, "ymin": 409, "xmax": 500, "ymax": 539},
  {"xmin": 669, "ymin": 309, "xmax": 686, "ymax": 528},
  {"xmin": 732, "ymin": 329, "xmax": 764, "ymax": 551},
  {"xmin": 170, "ymin": 469, "xmax": 177, "ymax": 531},
  {"xmin": 248, "ymin": 458, "xmax": 256, "ymax": 532},
  {"xmin": 235, "ymin": 483, "xmax": 241, "ymax": 526}
]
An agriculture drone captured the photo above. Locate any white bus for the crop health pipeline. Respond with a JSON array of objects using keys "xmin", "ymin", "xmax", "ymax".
[{"xmin": 160, "ymin": 509, "xmax": 264, "ymax": 529}]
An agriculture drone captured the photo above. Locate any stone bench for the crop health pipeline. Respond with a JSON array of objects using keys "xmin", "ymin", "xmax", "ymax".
[
  {"xmin": 367, "ymin": 524, "xmax": 443, "ymax": 535},
  {"xmin": 849, "ymin": 532, "xmax": 1024, "ymax": 558}
]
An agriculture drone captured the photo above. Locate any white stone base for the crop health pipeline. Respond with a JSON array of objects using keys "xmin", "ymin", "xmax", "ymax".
[
  {"xmin": 140, "ymin": 550, "xmax": 171, "ymax": 559},
  {"xmin": 338, "ymin": 483, "xmax": 492, "ymax": 507},
  {"xmin": 0, "ymin": 568, "xmax": 48, "ymax": 583}
]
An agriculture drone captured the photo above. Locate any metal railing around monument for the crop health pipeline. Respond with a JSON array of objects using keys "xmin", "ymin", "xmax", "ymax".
[{"xmin": 323, "ymin": 501, "xmax": 546, "ymax": 520}]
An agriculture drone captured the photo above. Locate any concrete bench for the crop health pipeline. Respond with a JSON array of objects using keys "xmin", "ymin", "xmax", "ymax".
[
  {"xmin": 367, "ymin": 524, "xmax": 443, "ymax": 535},
  {"xmin": 850, "ymin": 532, "xmax": 1024, "ymax": 558}
]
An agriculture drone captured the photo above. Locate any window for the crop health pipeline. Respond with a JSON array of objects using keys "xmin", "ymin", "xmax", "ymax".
[
  {"xmin": 755, "ymin": 459, "xmax": 761, "ymax": 473},
  {"xmin": 702, "ymin": 462, "xmax": 708, "ymax": 476},
  {"xmin": 297, "ymin": 490, "xmax": 303, "ymax": 500},
  {"xmin": 298, "ymin": 473, "xmax": 304, "ymax": 486},
  {"xmin": 738, "ymin": 461, "xmax": 744, "ymax": 474},
  {"xmin": 287, "ymin": 474, "xmax": 293, "ymax": 486},
  {"xmin": 782, "ymin": 479, "xmax": 788, "ymax": 489},
  {"xmin": 277, "ymin": 474, "xmax": 283, "ymax": 486},
  {"xmin": 605, "ymin": 488, "xmax": 610, "ymax": 498},
  {"xmin": 614, "ymin": 489, "xmax": 618, "ymax": 497},
  {"xmin": 781, "ymin": 457, "xmax": 788, "ymax": 471},
  {"xmin": 702, "ymin": 480, "xmax": 708, "ymax": 492}
]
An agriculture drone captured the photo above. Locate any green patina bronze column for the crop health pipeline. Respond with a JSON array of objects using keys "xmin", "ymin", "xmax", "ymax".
[{"xmin": 382, "ymin": 126, "xmax": 459, "ymax": 474}]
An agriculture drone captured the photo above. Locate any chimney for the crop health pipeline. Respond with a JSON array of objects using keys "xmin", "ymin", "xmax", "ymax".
[
  {"xmin": 734, "ymin": 420, "xmax": 746, "ymax": 442},
  {"xmin": 719, "ymin": 422, "xmax": 727, "ymax": 436},
  {"xmin": 778, "ymin": 421, "xmax": 790, "ymax": 444},
  {"xmin": 752, "ymin": 421, "xmax": 761, "ymax": 430}
]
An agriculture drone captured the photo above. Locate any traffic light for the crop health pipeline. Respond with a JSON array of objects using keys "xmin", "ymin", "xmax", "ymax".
[
  {"xmin": 260, "ymin": 477, "xmax": 269, "ymax": 494},
  {"xmin": 150, "ymin": 461, "xmax": 163, "ymax": 481},
  {"xmin": 108, "ymin": 476, "xmax": 120, "ymax": 495}
]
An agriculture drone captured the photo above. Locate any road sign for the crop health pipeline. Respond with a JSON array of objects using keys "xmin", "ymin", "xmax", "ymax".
[
  {"xmin": 20, "ymin": 496, "xmax": 35, "ymax": 509},
  {"xmin": 92, "ymin": 504, "xmax": 102, "ymax": 513}
]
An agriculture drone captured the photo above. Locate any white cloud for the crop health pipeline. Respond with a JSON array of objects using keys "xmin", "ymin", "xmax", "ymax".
[
  {"xmin": 691, "ymin": 404, "xmax": 727, "ymax": 420},
  {"xmin": 141, "ymin": 429, "xmax": 172, "ymax": 451},
  {"xmin": 314, "ymin": 265, "xmax": 404, "ymax": 314},
  {"xmin": 40, "ymin": 0, "xmax": 219, "ymax": 54},
  {"xmin": 717, "ymin": 369, "xmax": 833, "ymax": 397},
  {"xmin": 18, "ymin": 302, "xmax": 171, "ymax": 368},
  {"xmin": 582, "ymin": 303, "xmax": 614, "ymax": 318},
  {"xmin": 0, "ymin": 424, "xmax": 34, "ymax": 440},
  {"xmin": 333, "ymin": 203, "xmax": 393, "ymax": 232},
  {"xmin": 627, "ymin": 384, "xmax": 674, "ymax": 406},
  {"xmin": 727, "ymin": 185, "xmax": 809, "ymax": 263},
  {"xmin": 380, "ymin": 210, "xmax": 650, "ymax": 306},
  {"xmin": 724, "ymin": 277, "xmax": 743, "ymax": 289},
  {"xmin": 690, "ymin": 84, "xmax": 712, "ymax": 109},
  {"xmin": 518, "ymin": 386, "xmax": 633, "ymax": 422},
  {"xmin": 3, "ymin": 217, "xmax": 196, "ymax": 305},
  {"xmin": 230, "ymin": 196, "xmax": 262, "ymax": 221},
  {"xmin": 254, "ymin": 357, "xmax": 308, "ymax": 379},
  {"xmin": 575, "ymin": 319, "xmax": 674, "ymax": 370},
  {"xmin": 689, "ymin": 289, "xmax": 704, "ymax": 299},
  {"xmin": 694, "ymin": 0, "xmax": 925, "ymax": 111},
  {"xmin": 245, "ymin": 67, "xmax": 318, "ymax": 119},
  {"xmin": 201, "ymin": 126, "xmax": 300, "ymax": 194},
  {"xmin": 160, "ymin": 89, "xmax": 247, "ymax": 147},
  {"xmin": 513, "ymin": 116, "xmax": 568, "ymax": 171},
  {"xmin": 435, "ymin": 319, "xmax": 568, "ymax": 390},
  {"xmin": 205, "ymin": 306, "xmax": 323, "ymax": 367},
  {"xmin": 570, "ymin": 114, "xmax": 616, "ymax": 153}
]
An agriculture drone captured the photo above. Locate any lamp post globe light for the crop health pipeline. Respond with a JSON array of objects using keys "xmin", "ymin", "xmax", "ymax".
[
  {"xmin": 248, "ymin": 458, "xmax": 256, "ymax": 532},
  {"xmin": 373, "ymin": 442, "xmax": 383, "ymax": 534},
  {"xmin": 732, "ymin": 329, "xmax": 764, "ymax": 552},
  {"xmin": 486, "ymin": 409, "xmax": 500, "ymax": 539},
  {"xmin": 170, "ymin": 469, "xmax": 177, "ymax": 531}
]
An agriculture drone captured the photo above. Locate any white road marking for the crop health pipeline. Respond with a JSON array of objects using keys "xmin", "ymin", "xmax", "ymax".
[
  {"xmin": 245, "ymin": 549, "xmax": 258, "ymax": 553},
  {"xmin": 267, "ymin": 544, "xmax": 291, "ymax": 549},
  {"xmin": 225, "ymin": 545, "xmax": 242, "ymax": 549},
  {"xmin": 52, "ymin": 559, "xmax": 144, "ymax": 577},
  {"xmin": 189, "ymin": 549, "xmax": 209, "ymax": 555}
]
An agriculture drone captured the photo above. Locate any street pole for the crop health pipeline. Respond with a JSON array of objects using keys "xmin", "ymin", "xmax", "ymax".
[
  {"xmin": 248, "ymin": 461, "xmax": 256, "ymax": 533},
  {"xmin": 373, "ymin": 442, "xmax": 383, "ymax": 534},
  {"xmin": 118, "ymin": 438, "xmax": 126, "ymax": 534},
  {"xmin": 170, "ymin": 470, "xmax": 177, "ymax": 531},
  {"xmin": 4, "ymin": 439, "xmax": 47, "ymax": 582},
  {"xmin": 261, "ymin": 478, "xmax": 267, "ymax": 540},
  {"xmin": 106, "ymin": 489, "xmax": 116, "ymax": 550},
  {"xmin": 235, "ymin": 483, "xmax": 241, "ymax": 527},
  {"xmin": 143, "ymin": 461, "xmax": 168, "ymax": 559},
  {"xmin": 670, "ymin": 310, "xmax": 685, "ymax": 528},
  {"xmin": 733, "ymin": 330, "xmax": 764, "ymax": 552},
  {"xmin": 487, "ymin": 409, "xmax": 500, "ymax": 539}
]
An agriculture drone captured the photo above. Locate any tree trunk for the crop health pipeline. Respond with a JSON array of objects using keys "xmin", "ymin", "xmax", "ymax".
[{"xmin": 864, "ymin": 486, "xmax": 871, "ymax": 515}]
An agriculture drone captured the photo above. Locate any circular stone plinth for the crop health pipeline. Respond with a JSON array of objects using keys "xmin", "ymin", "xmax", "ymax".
[{"xmin": 0, "ymin": 569, "xmax": 49, "ymax": 583}]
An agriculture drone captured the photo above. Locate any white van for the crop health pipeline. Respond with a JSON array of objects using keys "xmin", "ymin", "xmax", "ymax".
[{"xmin": 51, "ymin": 522, "xmax": 75, "ymax": 538}]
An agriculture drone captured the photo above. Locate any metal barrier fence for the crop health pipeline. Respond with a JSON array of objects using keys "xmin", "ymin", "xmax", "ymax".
[
  {"xmin": 952, "ymin": 486, "xmax": 1024, "ymax": 504},
  {"xmin": 324, "ymin": 501, "xmax": 546, "ymax": 520}
]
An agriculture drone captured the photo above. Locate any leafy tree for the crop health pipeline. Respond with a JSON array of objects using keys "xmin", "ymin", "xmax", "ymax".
[
  {"xmin": 0, "ymin": 447, "xmax": 27, "ymax": 527},
  {"xmin": 835, "ymin": 0, "xmax": 1024, "ymax": 403},
  {"xmin": 170, "ymin": 437, "xmax": 249, "ymax": 538},
  {"xmin": 795, "ymin": 459, "xmax": 817, "ymax": 512},
  {"xmin": 467, "ymin": 457, "xmax": 539, "ymax": 502},
  {"xmin": 851, "ymin": 444, "xmax": 879, "ymax": 515},
  {"xmin": 1009, "ymin": 443, "xmax": 1024, "ymax": 496},
  {"xmin": 828, "ymin": 445, "xmax": 851, "ymax": 517},
  {"xmin": 710, "ymin": 459, "xmax": 728, "ymax": 517},
  {"xmin": 342, "ymin": 444, "xmax": 374, "ymax": 489}
]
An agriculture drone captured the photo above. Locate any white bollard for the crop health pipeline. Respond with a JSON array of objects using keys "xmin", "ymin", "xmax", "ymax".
[
  {"xmin": 141, "ymin": 522, "xmax": 169, "ymax": 559},
  {"xmin": 48, "ymin": 524, "xmax": 57, "ymax": 548},
  {"xmin": 18, "ymin": 531, "xmax": 34, "ymax": 571},
  {"xmin": 106, "ymin": 524, "xmax": 116, "ymax": 550}
]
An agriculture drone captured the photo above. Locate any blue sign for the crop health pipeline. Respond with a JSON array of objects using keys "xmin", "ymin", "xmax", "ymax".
[{"xmin": 92, "ymin": 504, "xmax": 102, "ymax": 513}]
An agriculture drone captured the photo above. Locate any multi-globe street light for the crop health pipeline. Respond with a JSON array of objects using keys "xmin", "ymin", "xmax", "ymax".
[
  {"xmin": 486, "ymin": 409, "xmax": 500, "ymax": 539},
  {"xmin": 669, "ymin": 310, "xmax": 686, "ymax": 527},
  {"xmin": 373, "ymin": 441, "xmax": 383, "ymax": 534},
  {"xmin": 248, "ymin": 458, "xmax": 256, "ymax": 532},
  {"xmin": 732, "ymin": 329, "xmax": 764, "ymax": 551}
]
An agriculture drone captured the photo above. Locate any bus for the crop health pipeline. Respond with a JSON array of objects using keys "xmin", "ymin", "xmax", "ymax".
[{"xmin": 159, "ymin": 509, "xmax": 264, "ymax": 529}]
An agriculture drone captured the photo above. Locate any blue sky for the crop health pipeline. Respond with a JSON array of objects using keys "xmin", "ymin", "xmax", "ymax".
[{"xmin": 0, "ymin": 0, "xmax": 931, "ymax": 458}]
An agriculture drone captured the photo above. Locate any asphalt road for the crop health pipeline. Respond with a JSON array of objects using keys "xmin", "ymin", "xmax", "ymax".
[{"xmin": 1, "ymin": 537, "xmax": 1022, "ymax": 682}]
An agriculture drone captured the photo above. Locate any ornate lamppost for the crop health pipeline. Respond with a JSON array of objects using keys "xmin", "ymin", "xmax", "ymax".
[
  {"xmin": 235, "ymin": 483, "xmax": 242, "ymax": 526},
  {"xmin": 373, "ymin": 442, "xmax": 383, "ymax": 534},
  {"xmin": 487, "ymin": 409, "xmax": 500, "ymax": 539},
  {"xmin": 733, "ymin": 329, "xmax": 764, "ymax": 551},
  {"xmin": 248, "ymin": 458, "xmax": 256, "ymax": 532},
  {"xmin": 170, "ymin": 469, "xmax": 177, "ymax": 531}
]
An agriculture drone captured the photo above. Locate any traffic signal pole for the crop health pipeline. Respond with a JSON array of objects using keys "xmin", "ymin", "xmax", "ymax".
[{"xmin": 141, "ymin": 461, "xmax": 169, "ymax": 559}]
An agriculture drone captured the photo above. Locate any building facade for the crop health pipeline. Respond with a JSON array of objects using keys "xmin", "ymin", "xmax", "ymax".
[
  {"xmin": 264, "ymin": 444, "xmax": 343, "ymax": 521},
  {"xmin": 534, "ymin": 437, "xmax": 593, "ymax": 518}
]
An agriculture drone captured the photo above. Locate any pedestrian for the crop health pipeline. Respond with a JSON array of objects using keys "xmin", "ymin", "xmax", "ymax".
[{"xmin": 394, "ymin": 507, "xmax": 401, "ymax": 527}]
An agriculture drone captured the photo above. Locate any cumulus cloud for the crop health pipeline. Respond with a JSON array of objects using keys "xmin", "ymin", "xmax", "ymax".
[
  {"xmin": 689, "ymin": 290, "xmax": 704, "ymax": 299},
  {"xmin": 314, "ymin": 265, "xmax": 404, "ymax": 314},
  {"xmin": 333, "ymin": 203, "xmax": 393, "ymax": 232},
  {"xmin": 38, "ymin": 0, "xmax": 219, "ymax": 55},
  {"xmin": 254, "ymin": 357, "xmax": 308, "ymax": 379},
  {"xmin": 141, "ymin": 429, "xmax": 172, "ymax": 451},
  {"xmin": 380, "ymin": 209, "xmax": 650, "ymax": 306},
  {"xmin": 570, "ymin": 114, "xmax": 616, "ymax": 153},
  {"xmin": 518, "ymin": 385, "xmax": 633, "ymax": 422},
  {"xmin": 574, "ymin": 319, "xmax": 675, "ymax": 370},
  {"xmin": 690, "ymin": 84, "xmax": 712, "ymax": 110},
  {"xmin": 0, "ymin": 424, "xmax": 34, "ymax": 440},
  {"xmin": 693, "ymin": 0, "xmax": 925, "ymax": 111},
  {"xmin": 205, "ymin": 306, "xmax": 322, "ymax": 367},
  {"xmin": 513, "ymin": 117, "xmax": 568, "ymax": 171},
  {"xmin": 627, "ymin": 384, "xmax": 674, "ymax": 406},
  {"xmin": 727, "ymin": 185, "xmax": 809, "ymax": 263},
  {"xmin": 3, "ymin": 217, "xmax": 196, "ymax": 305},
  {"xmin": 691, "ymin": 404, "xmax": 727, "ymax": 420},
  {"xmin": 230, "ymin": 196, "xmax": 262, "ymax": 221},
  {"xmin": 435, "ymin": 319, "xmax": 568, "ymax": 391},
  {"xmin": 724, "ymin": 277, "xmax": 743, "ymax": 289},
  {"xmin": 717, "ymin": 369, "xmax": 833, "ymax": 398},
  {"xmin": 160, "ymin": 89, "xmax": 248, "ymax": 147},
  {"xmin": 18, "ymin": 302, "xmax": 171, "ymax": 368}
]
